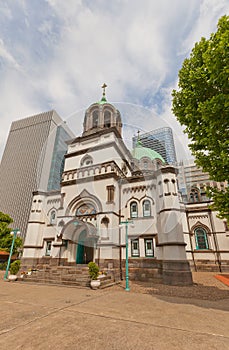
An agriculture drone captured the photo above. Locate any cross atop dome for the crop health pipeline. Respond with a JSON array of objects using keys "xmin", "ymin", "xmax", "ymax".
[
  {"xmin": 102, "ymin": 83, "xmax": 107, "ymax": 96},
  {"xmin": 100, "ymin": 83, "xmax": 107, "ymax": 104}
]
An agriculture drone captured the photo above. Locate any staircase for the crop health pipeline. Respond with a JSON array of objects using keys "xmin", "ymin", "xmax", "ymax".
[{"xmin": 20, "ymin": 265, "xmax": 114, "ymax": 288}]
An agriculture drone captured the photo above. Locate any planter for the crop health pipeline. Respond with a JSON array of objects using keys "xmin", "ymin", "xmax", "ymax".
[
  {"xmin": 90, "ymin": 279, "xmax": 101, "ymax": 290},
  {"xmin": 8, "ymin": 274, "xmax": 18, "ymax": 281}
]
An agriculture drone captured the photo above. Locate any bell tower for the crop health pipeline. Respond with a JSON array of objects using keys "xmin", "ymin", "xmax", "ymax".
[{"xmin": 83, "ymin": 84, "xmax": 122, "ymax": 137}]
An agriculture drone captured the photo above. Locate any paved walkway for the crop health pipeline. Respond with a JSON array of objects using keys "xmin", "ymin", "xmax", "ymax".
[{"xmin": 0, "ymin": 272, "xmax": 228, "ymax": 350}]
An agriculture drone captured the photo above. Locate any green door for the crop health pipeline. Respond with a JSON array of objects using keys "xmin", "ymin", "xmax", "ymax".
[{"xmin": 76, "ymin": 230, "xmax": 87, "ymax": 264}]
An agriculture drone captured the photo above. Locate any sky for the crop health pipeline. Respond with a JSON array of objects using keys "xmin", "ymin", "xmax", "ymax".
[{"xmin": 0, "ymin": 0, "xmax": 228, "ymax": 162}]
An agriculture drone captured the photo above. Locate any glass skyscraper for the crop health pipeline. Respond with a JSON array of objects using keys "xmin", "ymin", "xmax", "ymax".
[
  {"xmin": 0, "ymin": 110, "xmax": 74, "ymax": 238},
  {"xmin": 132, "ymin": 127, "xmax": 177, "ymax": 164}
]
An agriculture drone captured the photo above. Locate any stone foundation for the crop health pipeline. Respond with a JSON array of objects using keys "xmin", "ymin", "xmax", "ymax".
[
  {"xmin": 162, "ymin": 260, "xmax": 193, "ymax": 285},
  {"xmin": 22, "ymin": 257, "xmax": 195, "ymax": 285},
  {"xmin": 189, "ymin": 259, "xmax": 229, "ymax": 273}
]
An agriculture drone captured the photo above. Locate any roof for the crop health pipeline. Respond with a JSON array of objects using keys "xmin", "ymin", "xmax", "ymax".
[
  {"xmin": 98, "ymin": 96, "xmax": 107, "ymax": 104},
  {"xmin": 132, "ymin": 142, "xmax": 165, "ymax": 163}
]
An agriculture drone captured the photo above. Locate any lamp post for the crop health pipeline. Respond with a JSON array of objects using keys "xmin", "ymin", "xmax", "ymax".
[
  {"xmin": 4, "ymin": 228, "xmax": 20, "ymax": 281},
  {"xmin": 119, "ymin": 220, "xmax": 134, "ymax": 291}
]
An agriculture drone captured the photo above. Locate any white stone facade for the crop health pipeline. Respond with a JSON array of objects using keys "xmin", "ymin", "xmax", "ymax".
[{"xmin": 22, "ymin": 98, "xmax": 229, "ymax": 282}]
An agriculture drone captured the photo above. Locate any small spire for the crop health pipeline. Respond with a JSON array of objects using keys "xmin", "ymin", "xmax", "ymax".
[
  {"xmin": 102, "ymin": 83, "xmax": 107, "ymax": 96},
  {"xmin": 100, "ymin": 83, "xmax": 107, "ymax": 103}
]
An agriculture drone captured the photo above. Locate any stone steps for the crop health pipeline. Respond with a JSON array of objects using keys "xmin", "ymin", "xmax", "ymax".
[
  {"xmin": 21, "ymin": 277, "xmax": 90, "ymax": 288},
  {"xmin": 19, "ymin": 265, "xmax": 114, "ymax": 289},
  {"xmin": 195, "ymin": 263, "xmax": 221, "ymax": 272}
]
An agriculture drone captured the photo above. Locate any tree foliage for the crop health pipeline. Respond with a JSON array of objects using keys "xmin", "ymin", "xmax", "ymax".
[
  {"xmin": 0, "ymin": 211, "xmax": 22, "ymax": 254},
  {"xmin": 172, "ymin": 15, "xmax": 229, "ymax": 221}
]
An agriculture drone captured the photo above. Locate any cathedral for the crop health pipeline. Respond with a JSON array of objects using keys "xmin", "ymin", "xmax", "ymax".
[{"xmin": 22, "ymin": 87, "xmax": 227, "ymax": 285}]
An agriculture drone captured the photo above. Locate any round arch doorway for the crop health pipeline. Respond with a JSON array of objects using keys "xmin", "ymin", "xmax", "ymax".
[
  {"xmin": 60, "ymin": 219, "xmax": 98, "ymax": 265},
  {"xmin": 76, "ymin": 229, "xmax": 95, "ymax": 264}
]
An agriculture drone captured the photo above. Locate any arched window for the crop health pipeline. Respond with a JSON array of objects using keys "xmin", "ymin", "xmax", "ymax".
[
  {"xmin": 130, "ymin": 201, "xmax": 138, "ymax": 218},
  {"xmin": 189, "ymin": 187, "xmax": 201, "ymax": 203},
  {"xmin": 143, "ymin": 200, "xmax": 151, "ymax": 217},
  {"xmin": 92, "ymin": 110, "xmax": 99, "ymax": 128},
  {"xmin": 80, "ymin": 155, "xmax": 93, "ymax": 167},
  {"xmin": 101, "ymin": 217, "xmax": 109, "ymax": 239},
  {"xmin": 164, "ymin": 179, "xmax": 170, "ymax": 194},
  {"xmin": 195, "ymin": 227, "xmax": 209, "ymax": 250},
  {"xmin": 76, "ymin": 203, "xmax": 96, "ymax": 216},
  {"xmin": 104, "ymin": 110, "xmax": 111, "ymax": 128},
  {"xmin": 171, "ymin": 179, "xmax": 176, "ymax": 194},
  {"xmin": 50, "ymin": 210, "xmax": 56, "ymax": 225},
  {"xmin": 45, "ymin": 241, "xmax": 52, "ymax": 256}
]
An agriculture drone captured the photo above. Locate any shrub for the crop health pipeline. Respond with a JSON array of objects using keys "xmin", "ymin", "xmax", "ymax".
[
  {"xmin": 88, "ymin": 261, "xmax": 99, "ymax": 280},
  {"xmin": 10, "ymin": 260, "xmax": 21, "ymax": 275},
  {"xmin": 0, "ymin": 262, "xmax": 7, "ymax": 270}
]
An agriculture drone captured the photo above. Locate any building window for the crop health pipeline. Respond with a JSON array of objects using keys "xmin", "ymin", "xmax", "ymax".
[
  {"xmin": 92, "ymin": 110, "xmax": 99, "ymax": 128},
  {"xmin": 45, "ymin": 241, "xmax": 52, "ymax": 256},
  {"xmin": 104, "ymin": 110, "xmax": 111, "ymax": 128},
  {"xmin": 143, "ymin": 161, "xmax": 148, "ymax": 169},
  {"xmin": 131, "ymin": 239, "xmax": 139, "ymax": 257},
  {"xmin": 107, "ymin": 185, "xmax": 115, "ymax": 203},
  {"xmin": 145, "ymin": 239, "xmax": 154, "ymax": 257},
  {"xmin": 171, "ymin": 179, "xmax": 176, "ymax": 194},
  {"xmin": 76, "ymin": 203, "xmax": 96, "ymax": 216},
  {"xmin": 164, "ymin": 179, "xmax": 170, "ymax": 194},
  {"xmin": 101, "ymin": 217, "xmax": 109, "ymax": 239},
  {"xmin": 189, "ymin": 187, "xmax": 200, "ymax": 203},
  {"xmin": 50, "ymin": 210, "xmax": 56, "ymax": 225},
  {"xmin": 143, "ymin": 200, "xmax": 151, "ymax": 217},
  {"xmin": 130, "ymin": 201, "xmax": 138, "ymax": 218},
  {"xmin": 80, "ymin": 155, "xmax": 93, "ymax": 167},
  {"xmin": 195, "ymin": 227, "xmax": 209, "ymax": 250}
]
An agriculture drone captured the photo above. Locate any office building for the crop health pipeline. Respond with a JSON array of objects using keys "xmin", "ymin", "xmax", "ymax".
[
  {"xmin": 176, "ymin": 160, "xmax": 227, "ymax": 203},
  {"xmin": 0, "ymin": 110, "xmax": 74, "ymax": 238},
  {"xmin": 132, "ymin": 127, "xmax": 177, "ymax": 164}
]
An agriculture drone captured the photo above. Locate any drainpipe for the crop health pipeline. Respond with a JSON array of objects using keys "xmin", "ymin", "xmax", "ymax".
[
  {"xmin": 209, "ymin": 209, "xmax": 221, "ymax": 272},
  {"xmin": 118, "ymin": 179, "xmax": 123, "ymax": 280},
  {"xmin": 186, "ymin": 211, "xmax": 197, "ymax": 272}
]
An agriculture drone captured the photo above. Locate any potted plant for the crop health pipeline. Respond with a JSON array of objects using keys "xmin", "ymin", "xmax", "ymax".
[
  {"xmin": 88, "ymin": 261, "xmax": 100, "ymax": 289},
  {"xmin": 8, "ymin": 260, "xmax": 21, "ymax": 281}
]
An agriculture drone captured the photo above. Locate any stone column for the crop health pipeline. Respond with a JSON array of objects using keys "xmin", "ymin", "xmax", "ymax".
[{"xmin": 156, "ymin": 166, "xmax": 193, "ymax": 285}]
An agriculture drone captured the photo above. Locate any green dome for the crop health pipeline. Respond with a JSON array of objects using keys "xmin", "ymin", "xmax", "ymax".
[
  {"xmin": 132, "ymin": 142, "xmax": 165, "ymax": 163},
  {"xmin": 98, "ymin": 96, "xmax": 107, "ymax": 104}
]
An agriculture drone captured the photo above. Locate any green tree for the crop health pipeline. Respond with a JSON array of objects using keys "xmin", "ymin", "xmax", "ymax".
[
  {"xmin": 0, "ymin": 212, "xmax": 22, "ymax": 254},
  {"xmin": 172, "ymin": 15, "xmax": 229, "ymax": 221}
]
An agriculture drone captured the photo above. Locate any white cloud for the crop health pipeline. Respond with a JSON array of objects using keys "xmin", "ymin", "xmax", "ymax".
[
  {"xmin": 181, "ymin": 0, "xmax": 229, "ymax": 54},
  {"xmin": 0, "ymin": 0, "xmax": 228, "ymax": 161},
  {"xmin": 0, "ymin": 2, "xmax": 12, "ymax": 19},
  {"xmin": 0, "ymin": 38, "xmax": 20, "ymax": 69}
]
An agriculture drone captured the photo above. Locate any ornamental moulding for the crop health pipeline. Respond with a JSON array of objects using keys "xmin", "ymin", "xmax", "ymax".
[
  {"xmin": 123, "ymin": 184, "xmax": 154, "ymax": 194},
  {"xmin": 189, "ymin": 215, "xmax": 208, "ymax": 219},
  {"xmin": 47, "ymin": 198, "xmax": 61, "ymax": 204}
]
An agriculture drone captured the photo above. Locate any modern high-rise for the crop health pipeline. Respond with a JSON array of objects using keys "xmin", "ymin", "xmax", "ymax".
[
  {"xmin": 176, "ymin": 160, "xmax": 227, "ymax": 203},
  {"xmin": 132, "ymin": 127, "xmax": 177, "ymax": 164},
  {"xmin": 0, "ymin": 110, "xmax": 74, "ymax": 238}
]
